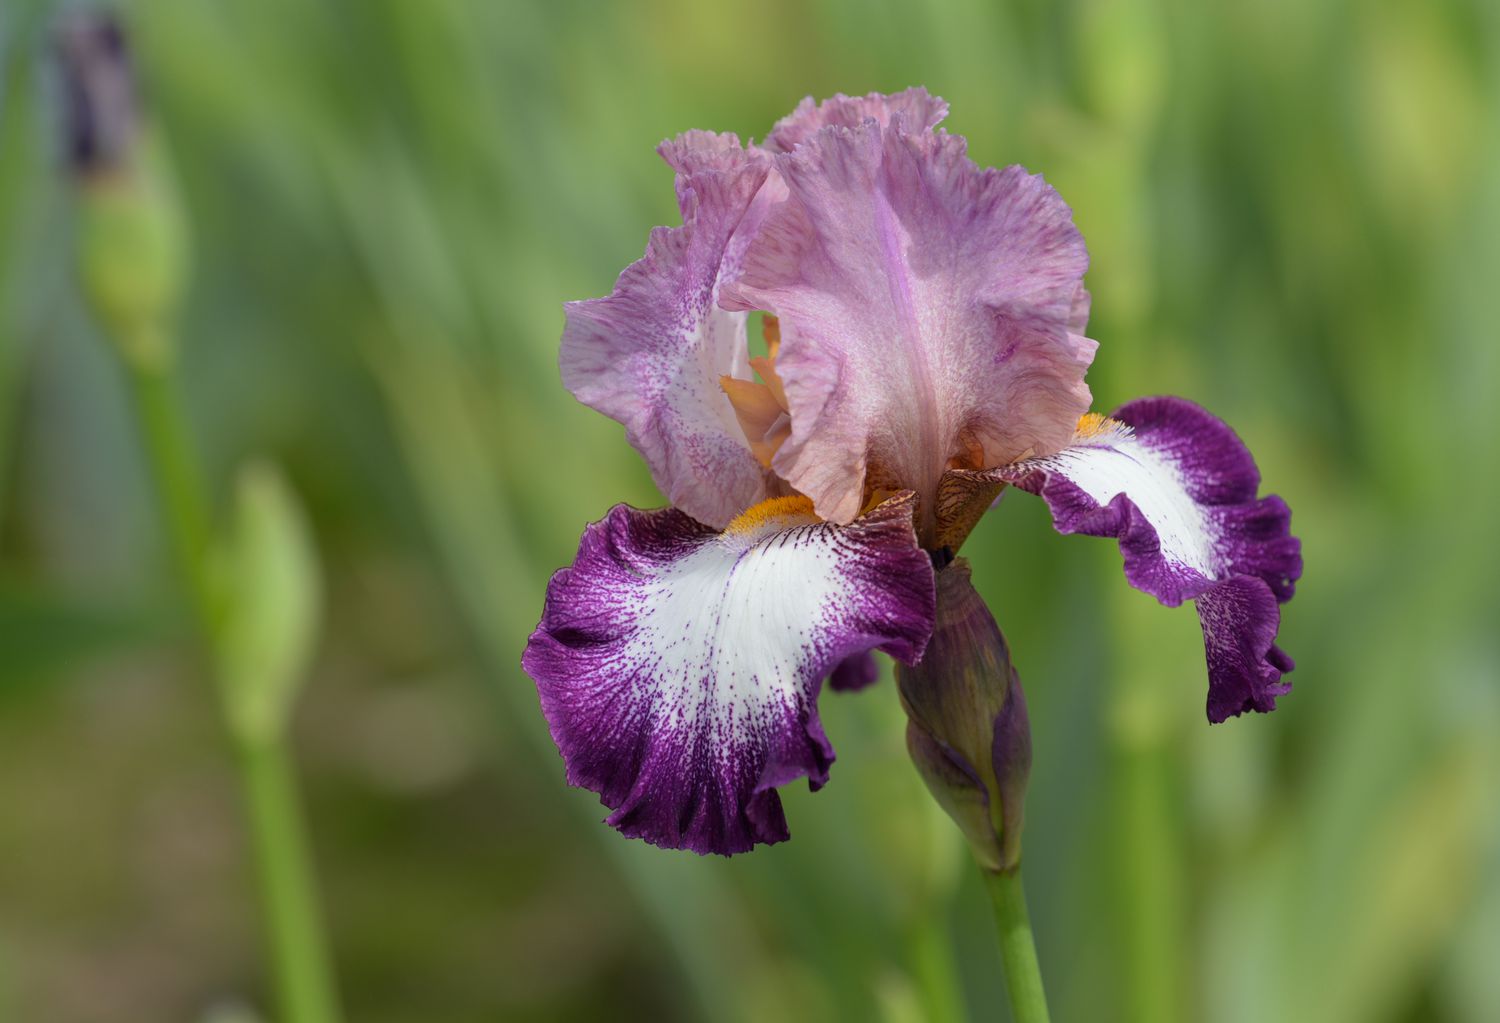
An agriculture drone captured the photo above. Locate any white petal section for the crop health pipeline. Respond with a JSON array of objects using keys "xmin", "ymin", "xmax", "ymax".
[{"xmin": 1022, "ymin": 417, "xmax": 1220, "ymax": 577}]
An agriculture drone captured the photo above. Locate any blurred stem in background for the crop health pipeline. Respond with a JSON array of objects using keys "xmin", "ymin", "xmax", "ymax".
[
  {"xmin": 128, "ymin": 361, "xmax": 210, "ymax": 605},
  {"xmin": 1108, "ymin": 597, "xmax": 1187, "ymax": 1023},
  {"xmin": 128, "ymin": 358, "xmax": 341, "ymax": 1023},
  {"xmin": 60, "ymin": 14, "xmax": 341, "ymax": 1023},
  {"xmin": 903, "ymin": 910, "xmax": 967, "ymax": 1023}
]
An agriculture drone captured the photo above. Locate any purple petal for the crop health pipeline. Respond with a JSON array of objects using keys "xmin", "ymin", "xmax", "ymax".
[
  {"xmin": 764, "ymin": 88, "xmax": 950, "ymax": 154},
  {"xmin": 990, "ymin": 669, "xmax": 1032, "ymax": 868},
  {"xmin": 658, "ymin": 129, "xmax": 756, "ymax": 179},
  {"xmin": 522, "ymin": 493, "xmax": 936, "ymax": 855},
  {"xmin": 724, "ymin": 113, "xmax": 1095, "ymax": 535},
  {"xmin": 561, "ymin": 139, "xmax": 774, "ymax": 529},
  {"xmin": 827, "ymin": 650, "xmax": 880, "ymax": 692},
  {"xmin": 998, "ymin": 398, "xmax": 1302, "ymax": 722},
  {"xmin": 1197, "ymin": 577, "xmax": 1293, "ymax": 723}
]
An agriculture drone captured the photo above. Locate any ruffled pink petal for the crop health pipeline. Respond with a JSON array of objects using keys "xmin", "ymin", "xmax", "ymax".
[
  {"xmin": 724, "ymin": 114, "xmax": 1095, "ymax": 534},
  {"xmin": 561, "ymin": 138, "xmax": 774, "ymax": 529},
  {"xmin": 764, "ymin": 88, "xmax": 950, "ymax": 154}
]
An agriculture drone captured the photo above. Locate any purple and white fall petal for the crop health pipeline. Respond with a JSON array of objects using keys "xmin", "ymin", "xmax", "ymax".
[
  {"xmin": 522, "ymin": 493, "xmax": 936, "ymax": 855},
  {"xmin": 997, "ymin": 397, "xmax": 1302, "ymax": 722}
]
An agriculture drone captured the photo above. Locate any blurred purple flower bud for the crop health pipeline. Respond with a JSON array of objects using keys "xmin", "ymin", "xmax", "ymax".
[
  {"xmin": 56, "ymin": 11, "xmax": 139, "ymax": 178},
  {"xmin": 897, "ymin": 560, "xmax": 1032, "ymax": 871},
  {"xmin": 57, "ymin": 12, "xmax": 187, "ymax": 367}
]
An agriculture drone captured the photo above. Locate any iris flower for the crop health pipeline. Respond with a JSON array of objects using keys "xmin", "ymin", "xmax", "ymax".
[{"xmin": 523, "ymin": 90, "xmax": 1301, "ymax": 856}]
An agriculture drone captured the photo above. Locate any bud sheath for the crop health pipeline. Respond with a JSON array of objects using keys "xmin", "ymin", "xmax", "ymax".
[{"xmin": 897, "ymin": 560, "xmax": 1032, "ymax": 871}]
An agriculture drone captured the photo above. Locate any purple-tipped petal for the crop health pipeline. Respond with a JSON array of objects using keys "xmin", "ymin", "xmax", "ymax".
[
  {"xmin": 998, "ymin": 398, "xmax": 1302, "ymax": 722},
  {"xmin": 1197, "ymin": 577, "xmax": 1292, "ymax": 723},
  {"xmin": 561, "ymin": 140, "xmax": 775, "ymax": 529},
  {"xmin": 724, "ymin": 112, "xmax": 1095, "ymax": 535},
  {"xmin": 522, "ymin": 493, "xmax": 936, "ymax": 855},
  {"xmin": 828, "ymin": 650, "xmax": 881, "ymax": 692}
]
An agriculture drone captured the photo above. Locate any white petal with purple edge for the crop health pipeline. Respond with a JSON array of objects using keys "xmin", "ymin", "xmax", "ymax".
[
  {"xmin": 522, "ymin": 493, "xmax": 935, "ymax": 855},
  {"xmin": 998, "ymin": 398, "xmax": 1302, "ymax": 722},
  {"xmin": 1023, "ymin": 416, "xmax": 1221, "ymax": 580}
]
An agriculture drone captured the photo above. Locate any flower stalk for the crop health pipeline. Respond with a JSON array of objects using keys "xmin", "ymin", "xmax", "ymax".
[
  {"xmin": 982, "ymin": 865, "xmax": 1051, "ymax": 1023},
  {"xmin": 896, "ymin": 561, "xmax": 1049, "ymax": 1021},
  {"xmin": 125, "ymin": 363, "xmax": 340, "ymax": 1023},
  {"xmin": 61, "ymin": 14, "xmax": 341, "ymax": 1023}
]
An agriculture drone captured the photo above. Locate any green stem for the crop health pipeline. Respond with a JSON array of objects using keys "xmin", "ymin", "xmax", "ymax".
[
  {"xmin": 238, "ymin": 736, "xmax": 342, "ymax": 1023},
  {"xmin": 125, "ymin": 351, "xmax": 341, "ymax": 1023},
  {"xmin": 129, "ymin": 356, "xmax": 215, "ymax": 620},
  {"xmin": 982, "ymin": 866, "xmax": 1051, "ymax": 1023},
  {"xmin": 1117, "ymin": 741, "xmax": 1182, "ymax": 1023}
]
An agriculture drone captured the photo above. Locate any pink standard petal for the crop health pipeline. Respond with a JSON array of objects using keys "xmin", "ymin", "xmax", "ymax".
[
  {"xmin": 561, "ymin": 138, "xmax": 774, "ymax": 529},
  {"xmin": 764, "ymin": 88, "xmax": 950, "ymax": 154},
  {"xmin": 725, "ymin": 114, "xmax": 1095, "ymax": 535},
  {"xmin": 522, "ymin": 494, "xmax": 935, "ymax": 855}
]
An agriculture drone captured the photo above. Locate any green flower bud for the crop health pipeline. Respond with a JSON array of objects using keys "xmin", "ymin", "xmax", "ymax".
[
  {"xmin": 897, "ymin": 560, "xmax": 1032, "ymax": 872},
  {"xmin": 214, "ymin": 462, "xmax": 323, "ymax": 746}
]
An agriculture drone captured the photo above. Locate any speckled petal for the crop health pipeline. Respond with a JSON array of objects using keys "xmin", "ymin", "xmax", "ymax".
[
  {"xmin": 522, "ymin": 493, "xmax": 935, "ymax": 855},
  {"xmin": 997, "ymin": 398, "xmax": 1302, "ymax": 722},
  {"xmin": 725, "ymin": 113, "xmax": 1094, "ymax": 535},
  {"xmin": 561, "ymin": 140, "xmax": 773, "ymax": 529}
]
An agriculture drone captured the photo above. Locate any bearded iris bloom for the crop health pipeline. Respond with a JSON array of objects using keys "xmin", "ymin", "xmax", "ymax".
[{"xmin": 523, "ymin": 89, "xmax": 1301, "ymax": 856}]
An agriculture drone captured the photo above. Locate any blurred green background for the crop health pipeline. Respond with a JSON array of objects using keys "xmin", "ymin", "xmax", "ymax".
[{"xmin": 3, "ymin": 0, "xmax": 1498, "ymax": 1020}]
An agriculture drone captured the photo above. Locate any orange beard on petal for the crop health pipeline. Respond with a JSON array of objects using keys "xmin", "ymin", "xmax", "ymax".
[{"xmin": 1073, "ymin": 411, "xmax": 1123, "ymax": 439}]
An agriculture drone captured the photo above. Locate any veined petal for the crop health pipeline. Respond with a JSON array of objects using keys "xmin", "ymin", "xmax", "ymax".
[
  {"xmin": 764, "ymin": 88, "xmax": 950, "ymax": 154},
  {"xmin": 561, "ymin": 142, "xmax": 773, "ymax": 529},
  {"xmin": 725, "ymin": 115, "xmax": 1095, "ymax": 536},
  {"xmin": 658, "ymin": 129, "xmax": 755, "ymax": 179},
  {"xmin": 934, "ymin": 469, "xmax": 1007, "ymax": 552},
  {"xmin": 997, "ymin": 398, "xmax": 1302, "ymax": 722},
  {"xmin": 522, "ymin": 493, "xmax": 936, "ymax": 855}
]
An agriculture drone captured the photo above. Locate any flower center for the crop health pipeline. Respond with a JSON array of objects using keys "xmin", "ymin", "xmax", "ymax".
[{"xmin": 721, "ymin": 315, "xmax": 793, "ymax": 469}]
